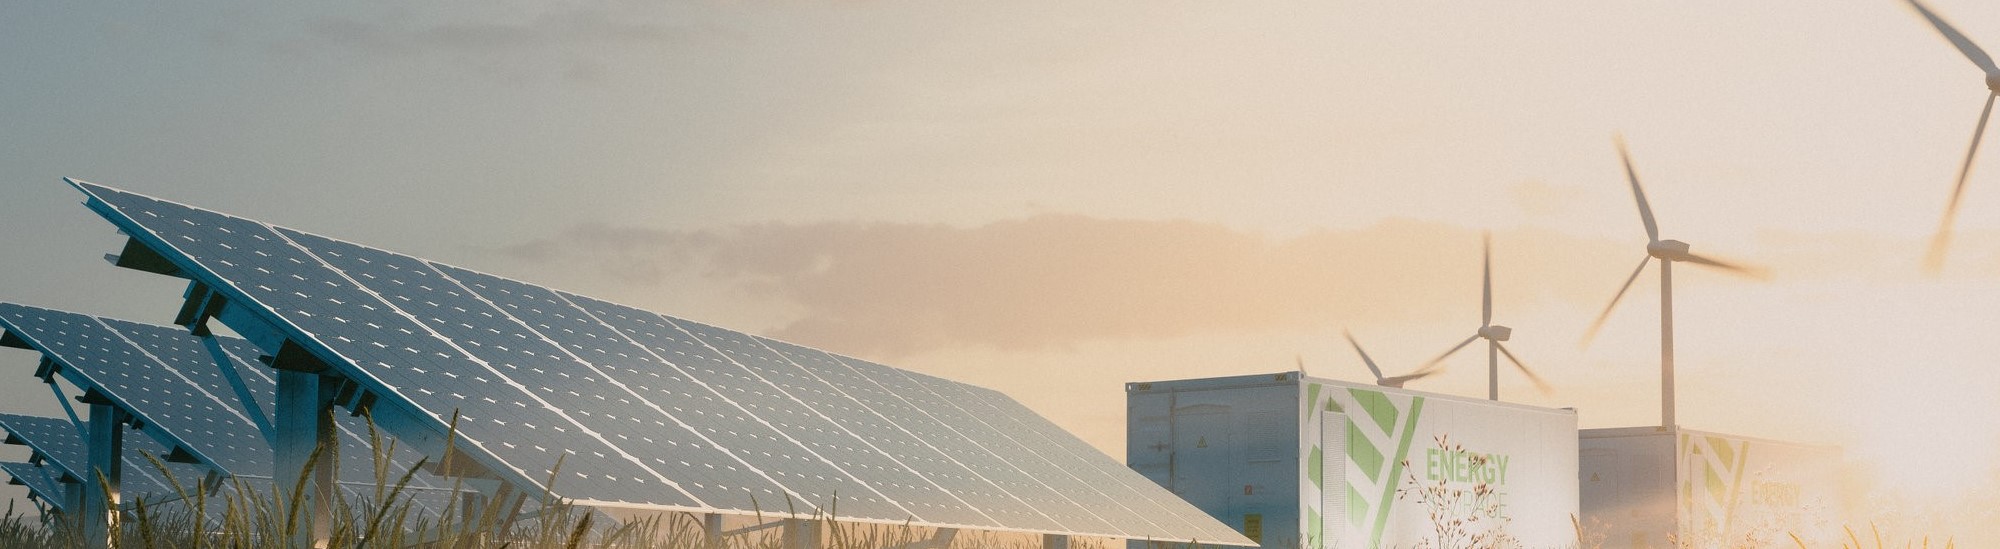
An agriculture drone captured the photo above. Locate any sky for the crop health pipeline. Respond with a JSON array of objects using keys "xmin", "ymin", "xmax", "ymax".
[{"xmin": 4, "ymin": 0, "xmax": 2000, "ymax": 539}]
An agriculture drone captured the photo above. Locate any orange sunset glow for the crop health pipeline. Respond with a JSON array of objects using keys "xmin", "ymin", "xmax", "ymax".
[{"xmin": 4, "ymin": 1, "xmax": 2000, "ymax": 546}]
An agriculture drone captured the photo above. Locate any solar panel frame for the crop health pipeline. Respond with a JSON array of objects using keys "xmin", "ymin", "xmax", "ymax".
[{"xmin": 65, "ymin": 179, "xmax": 1257, "ymax": 545}]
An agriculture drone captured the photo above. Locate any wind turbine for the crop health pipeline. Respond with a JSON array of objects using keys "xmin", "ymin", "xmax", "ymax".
[
  {"xmin": 1904, "ymin": 0, "xmax": 2000, "ymax": 272},
  {"xmin": 1581, "ymin": 138, "xmax": 1768, "ymax": 428},
  {"xmin": 1417, "ymin": 233, "xmax": 1550, "ymax": 401},
  {"xmin": 1340, "ymin": 330, "xmax": 1438, "ymax": 388}
]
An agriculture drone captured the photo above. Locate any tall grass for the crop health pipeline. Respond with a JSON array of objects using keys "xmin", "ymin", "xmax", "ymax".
[{"xmin": 0, "ymin": 413, "xmax": 1148, "ymax": 548}]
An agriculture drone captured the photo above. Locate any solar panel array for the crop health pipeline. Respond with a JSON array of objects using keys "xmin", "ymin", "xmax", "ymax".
[
  {"xmin": 0, "ymin": 413, "xmax": 209, "ymax": 505},
  {"xmin": 0, "ymin": 304, "xmax": 465, "ymax": 515},
  {"xmin": 71, "ymin": 180, "xmax": 1252, "ymax": 544}
]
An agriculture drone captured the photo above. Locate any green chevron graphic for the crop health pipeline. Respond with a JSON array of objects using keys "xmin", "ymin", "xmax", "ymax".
[
  {"xmin": 1681, "ymin": 434, "xmax": 1752, "ymax": 543},
  {"xmin": 1304, "ymin": 384, "xmax": 1425, "ymax": 549}
]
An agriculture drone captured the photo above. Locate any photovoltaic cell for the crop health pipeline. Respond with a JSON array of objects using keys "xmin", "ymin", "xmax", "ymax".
[{"xmin": 69, "ymin": 180, "xmax": 1255, "ymax": 544}]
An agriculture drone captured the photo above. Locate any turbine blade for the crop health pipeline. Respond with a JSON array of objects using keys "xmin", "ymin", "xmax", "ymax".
[
  {"xmin": 1381, "ymin": 369, "xmax": 1438, "ymax": 388},
  {"xmin": 1419, "ymin": 334, "xmax": 1482, "ymax": 373},
  {"xmin": 1496, "ymin": 343, "xmax": 1553, "ymax": 396},
  {"xmin": 1679, "ymin": 252, "xmax": 1771, "ymax": 280},
  {"xmin": 1926, "ymin": 91, "xmax": 1999, "ymax": 274},
  {"xmin": 1343, "ymin": 330, "xmax": 1388, "ymax": 382},
  {"xmin": 1483, "ymin": 231, "xmax": 1494, "ymax": 326},
  {"xmin": 1581, "ymin": 255, "xmax": 1652, "ymax": 348},
  {"xmin": 1615, "ymin": 136, "xmax": 1661, "ymax": 242},
  {"xmin": 1905, "ymin": 0, "xmax": 2000, "ymax": 78}
]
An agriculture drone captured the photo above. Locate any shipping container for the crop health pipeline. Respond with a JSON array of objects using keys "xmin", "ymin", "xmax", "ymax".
[
  {"xmin": 1128, "ymin": 372, "xmax": 1580, "ymax": 549},
  {"xmin": 1579, "ymin": 427, "xmax": 1843, "ymax": 548}
]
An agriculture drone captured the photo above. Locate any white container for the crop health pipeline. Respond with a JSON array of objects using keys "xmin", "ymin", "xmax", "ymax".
[
  {"xmin": 1579, "ymin": 427, "xmax": 1843, "ymax": 548},
  {"xmin": 1128, "ymin": 372, "xmax": 1579, "ymax": 549}
]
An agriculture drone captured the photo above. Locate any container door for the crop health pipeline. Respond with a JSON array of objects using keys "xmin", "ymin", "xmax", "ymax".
[
  {"xmin": 1320, "ymin": 411, "xmax": 1346, "ymax": 548},
  {"xmin": 1171, "ymin": 406, "xmax": 1236, "ymax": 516}
]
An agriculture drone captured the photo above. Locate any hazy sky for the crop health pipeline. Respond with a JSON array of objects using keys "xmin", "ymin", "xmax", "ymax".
[{"xmin": 5, "ymin": 0, "xmax": 2000, "ymax": 536}]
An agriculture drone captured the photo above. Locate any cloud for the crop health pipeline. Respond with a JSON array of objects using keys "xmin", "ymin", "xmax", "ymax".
[
  {"xmin": 496, "ymin": 215, "xmax": 1654, "ymax": 356},
  {"xmin": 494, "ymin": 214, "xmax": 2000, "ymax": 358}
]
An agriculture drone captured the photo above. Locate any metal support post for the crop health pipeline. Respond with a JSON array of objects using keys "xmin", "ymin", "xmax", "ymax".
[
  {"xmin": 783, "ymin": 519, "xmax": 820, "ymax": 549},
  {"xmin": 1660, "ymin": 259, "xmax": 1676, "ymax": 429},
  {"xmin": 275, "ymin": 369, "xmax": 339, "ymax": 547},
  {"xmin": 62, "ymin": 480, "xmax": 85, "ymax": 525},
  {"xmin": 1043, "ymin": 534, "xmax": 1071, "ymax": 549},
  {"xmin": 83, "ymin": 402, "xmax": 125, "ymax": 549},
  {"xmin": 702, "ymin": 513, "xmax": 724, "ymax": 543}
]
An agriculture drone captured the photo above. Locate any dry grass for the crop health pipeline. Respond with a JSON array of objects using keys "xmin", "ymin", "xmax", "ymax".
[{"xmin": 0, "ymin": 415, "xmax": 1168, "ymax": 548}]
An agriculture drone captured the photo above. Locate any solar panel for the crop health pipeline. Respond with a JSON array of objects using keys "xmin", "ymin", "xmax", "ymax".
[
  {"xmin": 2, "ymin": 461, "xmax": 66, "ymax": 511},
  {"xmin": 0, "ymin": 413, "xmax": 206, "ymax": 503},
  {"xmin": 0, "ymin": 413, "xmax": 87, "ymax": 483},
  {"xmin": 68, "ymin": 180, "xmax": 1255, "ymax": 544}
]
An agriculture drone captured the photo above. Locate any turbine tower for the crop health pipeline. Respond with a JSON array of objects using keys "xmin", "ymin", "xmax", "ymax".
[
  {"xmin": 1419, "ymin": 233, "xmax": 1549, "ymax": 401},
  {"xmin": 1904, "ymin": 0, "xmax": 2000, "ymax": 272},
  {"xmin": 1341, "ymin": 330, "xmax": 1438, "ymax": 388},
  {"xmin": 1582, "ymin": 138, "xmax": 1767, "ymax": 427}
]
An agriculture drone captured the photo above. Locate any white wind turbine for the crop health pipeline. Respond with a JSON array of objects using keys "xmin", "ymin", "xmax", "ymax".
[
  {"xmin": 1417, "ymin": 233, "xmax": 1550, "ymax": 401},
  {"xmin": 1905, "ymin": 0, "xmax": 2000, "ymax": 272},
  {"xmin": 1581, "ymin": 138, "xmax": 1768, "ymax": 428}
]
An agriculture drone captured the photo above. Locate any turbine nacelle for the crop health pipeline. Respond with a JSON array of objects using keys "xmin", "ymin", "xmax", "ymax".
[
  {"xmin": 1988, "ymin": 73, "xmax": 2000, "ymax": 92},
  {"xmin": 1477, "ymin": 325, "xmax": 1512, "ymax": 342},
  {"xmin": 1645, "ymin": 239, "xmax": 1691, "ymax": 260}
]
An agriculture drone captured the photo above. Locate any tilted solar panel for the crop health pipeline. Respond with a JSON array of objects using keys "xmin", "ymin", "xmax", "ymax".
[
  {"xmin": 0, "ymin": 413, "xmax": 207, "ymax": 504},
  {"xmin": 0, "ymin": 413, "xmax": 87, "ymax": 483},
  {"xmin": 2, "ymin": 461, "xmax": 66, "ymax": 511},
  {"xmin": 68, "ymin": 180, "xmax": 1255, "ymax": 544}
]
